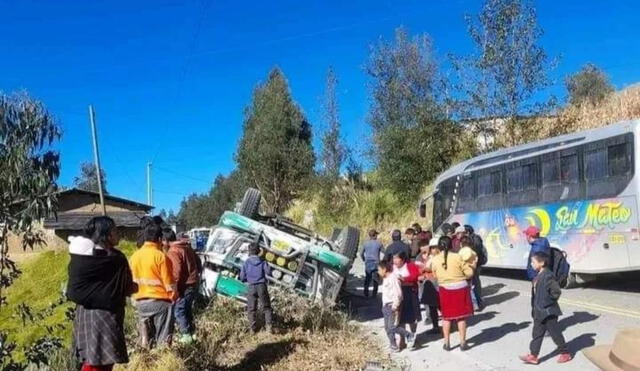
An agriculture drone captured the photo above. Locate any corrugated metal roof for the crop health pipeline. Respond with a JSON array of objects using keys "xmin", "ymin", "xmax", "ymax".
[
  {"xmin": 43, "ymin": 211, "xmax": 148, "ymax": 230},
  {"xmin": 56, "ymin": 188, "xmax": 153, "ymax": 211}
]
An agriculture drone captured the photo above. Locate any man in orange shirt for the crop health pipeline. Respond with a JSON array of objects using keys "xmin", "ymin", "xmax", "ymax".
[{"xmin": 130, "ymin": 221, "xmax": 177, "ymax": 347}]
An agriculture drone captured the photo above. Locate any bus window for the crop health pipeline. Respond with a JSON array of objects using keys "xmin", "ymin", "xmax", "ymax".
[
  {"xmin": 585, "ymin": 148, "xmax": 607, "ymax": 180},
  {"xmin": 506, "ymin": 159, "xmax": 539, "ymax": 206},
  {"xmin": 477, "ymin": 168, "xmax": 503, "ymax": 210},
  {"xmin": 433, "ymin": 177, "xmax": 456, "ymax": 229},
  {"xmin": 560, "ymin": 153, "xmax": 579, "ymax": 183},
  {"xmin": 608, "ymin": 142, "xmax": 630, "ymax": 176},
  {"xmin": 456, "ymin": 174, "xmax": 476, "ymax": 213}
]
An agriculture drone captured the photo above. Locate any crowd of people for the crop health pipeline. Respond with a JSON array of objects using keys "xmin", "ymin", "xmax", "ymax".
[
  {"xmin": 362, "ymin": 222, "xmax": 573, "ymax": 365},
  {"xmin": 63, "ymin": 213, "xmax": 574, "ymax": 370},
  {"xmin": 66, "ymin": 215, "xmax": 202, "ymax": 371}
]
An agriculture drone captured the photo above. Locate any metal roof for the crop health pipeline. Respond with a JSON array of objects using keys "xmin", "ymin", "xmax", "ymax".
[
  {"xmin": 56, "ymin": 188, "xmax": 153, "ymax": 211},
  {"xmin": 43, "ymin": 211, "xmax": 148, "ymax": 230}
]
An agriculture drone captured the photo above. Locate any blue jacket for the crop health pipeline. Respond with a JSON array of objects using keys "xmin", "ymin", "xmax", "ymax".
[
  {"xmin": 526, "ymin": 237, "xmax": 551, "ymax": 280},
  {"xmin": 361, "ymin": 239, "xmax": 383, "ymax": 263},
  {"xmin": 239, "ymin": 256, "xmax": 271, "ymax": 285}
]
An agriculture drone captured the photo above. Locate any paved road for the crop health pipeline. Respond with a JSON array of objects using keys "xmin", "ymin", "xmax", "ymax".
[{"xmin": 345, "ymin": 260, "xmax": 640, "ymax": 371}]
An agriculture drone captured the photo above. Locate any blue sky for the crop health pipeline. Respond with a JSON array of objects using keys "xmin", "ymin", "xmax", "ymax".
[{"xmin": 1, "ymin": 0, "xmax": 639, "ymax": 213}]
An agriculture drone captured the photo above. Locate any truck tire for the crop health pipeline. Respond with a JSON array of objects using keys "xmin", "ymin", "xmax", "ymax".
[
  {"xmin": 238, "ymin": 188, "xmax": 261, "ymax": 219},
  {"xmin": 335, "ymin": 226, "xmax": 360, "ymax": 262}
]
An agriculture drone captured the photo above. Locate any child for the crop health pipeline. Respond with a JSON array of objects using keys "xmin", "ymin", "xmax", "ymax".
[
  {"xmin": 519, "ymin": 252, "xmax": 572, "ymax": 365},
  {"xmin": 417, "ymin": 238, "xmax": 441, "ymax": 334},
  {"xmin": 379, "ymin": 260, "xmax": 413, "ymax": 352},
  {"xmin": 239, "ymin": 243, "xmax": 273, "ymax": 333}
]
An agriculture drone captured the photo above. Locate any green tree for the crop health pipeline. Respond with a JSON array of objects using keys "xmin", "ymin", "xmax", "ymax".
[
  {"xmin": 0, "ymin": 92, "xmax": 61, "ymax": 368},
  {"xmin": 366, "ymin": 27, "xmax": 459, "ymax": 199},
  {"xmin": 178, "ymin": 171, "xmax": 246, "ymax": 229},
  {"xmin": 320, "ymin": 67, "xmax": 346, "ymax": 181},
  {"xmin": 566, "ymin": 63, "xmax": 614, "ymax": 106},
  {"xmin": 236, "ymin": 68, "xmax": 315, "ymax": 213},
  {"xmin": 73, "ymin": 162, "xmax": 107, "ymax": 194},
  {"xmin": 452, "ymin": 0, "xmax": 556, "ymax": 149}
]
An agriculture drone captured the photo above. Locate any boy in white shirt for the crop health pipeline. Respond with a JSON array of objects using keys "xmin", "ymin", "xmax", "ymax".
[{"xmin": 379, "ymin": 260, "xmax": 414, "ymax": 351}]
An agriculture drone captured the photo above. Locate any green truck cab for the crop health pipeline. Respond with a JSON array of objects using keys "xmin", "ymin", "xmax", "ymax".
[{"xmin": 199, "ymin": 189, "xmax": 359, "ymax": 305}]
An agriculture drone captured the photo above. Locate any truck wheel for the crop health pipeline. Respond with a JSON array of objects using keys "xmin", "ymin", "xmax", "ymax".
[
  {"xmin": 238, "ymin": 188, "xmax": 261, "ymax": 219},
  {"xmin": 335, "ymin": 226, "xmax": 360, "ymax": 262}
]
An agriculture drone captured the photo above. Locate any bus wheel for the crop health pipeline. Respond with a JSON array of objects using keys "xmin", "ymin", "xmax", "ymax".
[{"xmin": 564, "ymin": 272, "xmax": 579, "ymax": 289}]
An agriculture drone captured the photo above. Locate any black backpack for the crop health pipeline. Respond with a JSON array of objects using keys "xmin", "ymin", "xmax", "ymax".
[
  {"xmin": 549, "ymin": 247, "xmax": 571, "ymax": 288},
  {"xmin": 472, "ymin": 234, "xmax": 488, "ymax": 266}
]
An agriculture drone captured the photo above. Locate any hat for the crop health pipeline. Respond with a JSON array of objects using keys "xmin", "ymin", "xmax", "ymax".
[
  {"xmin": 455, "ymin": 226, "xmax": 466, "ymax": 234},
  {"xmin": 428, "ymin": 237, "xmax": 439, "ymax": 247},
  {"xmin": 583, "ymin": 328, "xmax": 640, "ymax": 371},
  {"xmin": 391, "ymin": 229, "xmax": 402, "ymax": 240},
  {"xmin": 368, "ymin": 229, "xmax": 379, "ymax": 237},
  {"xmin": 523, "ymin": 225, "xmax": 540, "ymax": 238}
]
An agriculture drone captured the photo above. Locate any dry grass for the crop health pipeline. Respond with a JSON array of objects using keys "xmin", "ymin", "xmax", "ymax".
[{"xmin": 113, "ymin": 291, "xmax": 396, "ymax": 371}]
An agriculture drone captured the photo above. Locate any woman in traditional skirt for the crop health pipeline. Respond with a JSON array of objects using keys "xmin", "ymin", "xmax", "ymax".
[
  {"xmin": 392, "ymin": 250, "xmax": 422, "ymax": 348},
  {"xmin": 431, "ymin": 235, "xmax": 475, "ymax": 351},
  {"xmin": 416, "ymin": 238, "xmax": 442, "ymax": 334},
  {"xmin": 67, "ymin": 216, "xmax": 137, "ymax": 371}
]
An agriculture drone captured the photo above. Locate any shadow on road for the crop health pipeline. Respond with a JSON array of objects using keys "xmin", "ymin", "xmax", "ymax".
[
  {"xmin": 483, "ymin": 291, "xmax": 520, "ymax": 307},
  {"xmin": 467, "ymin": 310, "xmax": 499, "ymax": 326},
  {"xmin": 482, "ymin": 283, "xmax": 506, "ymax": 297},
  {"xmin": 467, "ymin": 321, "xmax": 531, "ymax": 348},
  {"xmin": 225, "ymin": 338, "xmax": 308, "ymax": 371},
  {"xmin": 558, "ymin": 311, "xmax": 599, "ymax": 332},
  {"xmin": 537, "ymin": 333, "xmax": 596, "ymax": 363}
]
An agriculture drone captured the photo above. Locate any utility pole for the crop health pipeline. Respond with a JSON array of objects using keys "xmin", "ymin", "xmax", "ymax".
[
  {"xmin": 147, "ymin": 162, "xmax": 153, "ymax": 206},
  {"xmin": 88, "ymin": 105, "xmax": 107, "ymax": 216}
]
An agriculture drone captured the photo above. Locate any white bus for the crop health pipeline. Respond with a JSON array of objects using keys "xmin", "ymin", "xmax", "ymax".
[{"xmin": 424, "ymin": 119, "xmax": 640, "ymax": 283}]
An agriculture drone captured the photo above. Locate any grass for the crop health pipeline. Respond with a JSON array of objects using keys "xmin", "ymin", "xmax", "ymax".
[{"xmin": 0, "ymin": 240, "xmax": 138, "ymax": 362}]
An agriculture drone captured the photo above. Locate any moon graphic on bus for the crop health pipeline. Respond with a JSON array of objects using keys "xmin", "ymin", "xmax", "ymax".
[{"xmin": 525, "ymin": 208, "xmax": 552, "ymax": 236}]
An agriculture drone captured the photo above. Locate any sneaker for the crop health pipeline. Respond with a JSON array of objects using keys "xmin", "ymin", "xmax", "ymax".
[
  {"xmin": 519, "ymin": 354, "xmax": 539, "ymax": 365},
  {"xmin": 406, "ymin": 332, "xmax": 416, "ymax": 348},
  {"xmin": 389, "ymin": 344, "xmax": 400, "ymax": 353},
  {"xmin": 177, "ymin": 334, "xmax": 194, "ymax": 345},
  {"xmin": 557, "ymin": 353, "xmax": 572, "ymax": 363}
]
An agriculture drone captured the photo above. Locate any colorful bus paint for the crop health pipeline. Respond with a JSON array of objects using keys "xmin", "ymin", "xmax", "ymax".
[{"xmin": 449, "ymin": 196, "xmax": 639, "ymax": 273}]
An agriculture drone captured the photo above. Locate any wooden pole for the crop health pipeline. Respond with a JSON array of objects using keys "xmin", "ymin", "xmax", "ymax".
[{"xmin": 89, "ymin": 105, "xmax": 107, "ymax": 216}]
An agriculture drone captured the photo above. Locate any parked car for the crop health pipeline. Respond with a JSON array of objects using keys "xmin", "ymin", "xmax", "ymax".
[{"xmin": 199, "ymin": 188, "xmax": 359, "ymax": 305}]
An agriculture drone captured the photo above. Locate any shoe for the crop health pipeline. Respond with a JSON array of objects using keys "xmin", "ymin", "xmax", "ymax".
[
  {"xmin": 519, "ymin": 354, "xmax": 539, "ymax": 365},
  {"xmin": 406, "ymin": 332, "xmax": 416, "ymax": 348},
  {"xmin": 389, "ymin": 344, "xmax": 400, "ymax": 353},
  {"xmin": 443, "ymin": 343, "xmax": 451, "ymax": 351},
  {"xmin": 364, "ymin": 292, "xmax": 369, "ymax": 298},
  {"xmin": 557, "ymin": 353, "xmax": 572, "ymax": 363},
  {"xmin": 177, "ymin": 334, "xmax": 194, "ymax": 345},
  {"xmin": 460, "ymin": 342, "xmax": 470, "ymax": 351}
]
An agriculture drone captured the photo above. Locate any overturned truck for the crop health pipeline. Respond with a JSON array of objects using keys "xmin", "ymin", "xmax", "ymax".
[{"xmin": 199, "ymin": 188, "xmax": 360, "ymax": 305}]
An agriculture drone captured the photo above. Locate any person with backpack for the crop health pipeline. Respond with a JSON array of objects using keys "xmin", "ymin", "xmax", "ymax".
[
  {"xmin": 524, "ymin": 226, "xmax": 551, "ymax": 281},
  {"xmin": 465, "ymin": 225, "xmax": 487, "ymax": 311},
  {"xmin": 519, "ymin": 252, "xmax": 572, "ymax": 365}
]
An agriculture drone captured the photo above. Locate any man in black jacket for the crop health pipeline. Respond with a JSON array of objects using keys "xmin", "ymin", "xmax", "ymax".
[
  {"xmin": 465, "ymin": 225, "xmax": 487, "ymax": 311},
  {"xmin": 384, "ymin": 230, "xmax": 410, "ymax": 261},
  {"xmin": 519, "ymin": 252, "xmax": 572, "ymax": 365}
]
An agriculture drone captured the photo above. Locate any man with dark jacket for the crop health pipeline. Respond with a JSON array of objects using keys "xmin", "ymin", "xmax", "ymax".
[
  {"xmin": 384, "ymin": 230, "xmax": 410, "ymax": 261},
  {"xmin": 165, "ymin": 230, "xmax": 202, "ymax": 343},
  {"xmin": 239, "ymin": 243, "xmax": 273, "ymax": 333},
  {"xmin": 519, "ymin": 252, "xmax": 572, "ymax": 365},
  {"xmin": 524, "ymin": 226, "xmax": 551, "ymax": 280},
  {"xmin": 360, "ymin": 229, "xmax": 383, "ymax": 298},
  {"xmin": 465, "ymin": 225, "xmax": 487, "ymax": 310}
]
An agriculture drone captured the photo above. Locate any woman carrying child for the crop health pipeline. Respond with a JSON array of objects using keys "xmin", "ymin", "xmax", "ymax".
[
  {"xmin": 392, "ymin": 250, "xmax": 422, "ymax": 348},
  {"xmin": 416, "ymin": 237, "xmax": 442, "ymax": 335},
  {"xmin": 431, "ymin": 235, "xmax": 475, "ymax": 351}
]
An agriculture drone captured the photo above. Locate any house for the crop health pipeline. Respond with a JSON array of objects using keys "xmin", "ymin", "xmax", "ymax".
[{"xmin": 42, "ymin": 188, "xmax": 153, "ymax": 246}]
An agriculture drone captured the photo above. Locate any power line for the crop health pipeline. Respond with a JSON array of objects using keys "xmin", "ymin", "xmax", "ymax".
[{"xmin": 154, "ymin": 165, "xmax": 214, "ymax": 184}]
